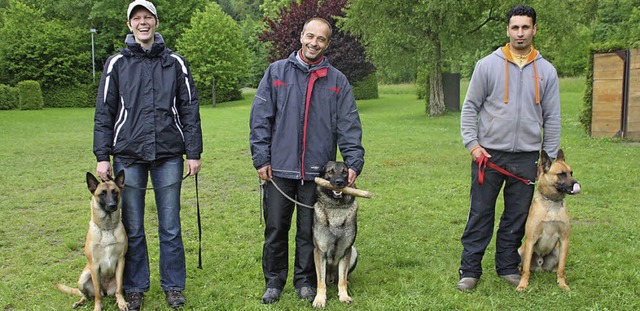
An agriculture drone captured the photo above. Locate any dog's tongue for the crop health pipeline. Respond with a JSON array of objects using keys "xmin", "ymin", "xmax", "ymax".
[{"xmin": 572, "ymin": 183, "xmax": 581, "ymax": 194}]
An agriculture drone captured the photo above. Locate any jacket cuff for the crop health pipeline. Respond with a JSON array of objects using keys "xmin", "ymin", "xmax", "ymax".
[{"xmin": 186, "ymin": 153, "xmax": 201, "ymax": 160}]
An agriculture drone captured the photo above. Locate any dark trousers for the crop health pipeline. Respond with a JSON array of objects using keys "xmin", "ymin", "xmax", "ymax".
[
  {"xmin": 262, "ymin": 177, "xmax": 317, "ymax": 290},
  {"xmin": 459, "ymin": 150, "xmax": 538, "ymax": 279}
]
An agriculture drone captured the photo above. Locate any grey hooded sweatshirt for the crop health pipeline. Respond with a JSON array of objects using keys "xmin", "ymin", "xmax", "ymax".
[{"xmin": 461, "ymin": 44, "xmax": 560, "ymax": 159}]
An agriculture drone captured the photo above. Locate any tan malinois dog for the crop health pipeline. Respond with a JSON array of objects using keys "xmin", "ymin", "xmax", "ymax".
[
  {"xmin": 57, "ymin": 171, "xmax": 128, "ymax": 311},
  {"xmin": 517, "ymin": 149, "xmax": 580, "ymax": 291}
]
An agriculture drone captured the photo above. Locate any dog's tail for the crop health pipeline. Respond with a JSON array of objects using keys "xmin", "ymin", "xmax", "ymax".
[{"xmin": 56, "ymin": 284, "xmax": 82, "ymax": 296}]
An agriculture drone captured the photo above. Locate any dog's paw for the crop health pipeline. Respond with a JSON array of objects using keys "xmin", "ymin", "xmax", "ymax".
[
  {"xmin": 339, "ymin": 294, "xmax": 352, "ymax": 304},
  {"xmin": 312, "ymin": 296, "xmax": 327, "ymax": 308},
  {"xmin": 558, "ymin": 280, "xmax": 571, "ymax": 291}
]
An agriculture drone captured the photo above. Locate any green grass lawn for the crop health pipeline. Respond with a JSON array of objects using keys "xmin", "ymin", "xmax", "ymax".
[{"xmin": 0, "ymin": 78, "xmax": 638, "ymax": 310}]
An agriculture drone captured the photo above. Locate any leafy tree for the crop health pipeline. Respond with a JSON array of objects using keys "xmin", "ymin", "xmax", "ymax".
[
  {"xmin": 259, "ymin": 0, "xmax": 292, "ymax": 19},
  {"xmin": 176, "ymin": 2, "xmax": 250, "ymax": 104},
  {"xmin": 260, "ymin": 0, "xmax": 375, "ymax": 84},
  {"xmin": 240, "ymin": 17, "xmax": 270, "ymax": 88},
  {"xmin": 217, "ymin": 0, "xmax": 263, "ymax": 21},
  {"xmin": 0, "ymin": 0, "xmax": 91, "ymax": 88}
]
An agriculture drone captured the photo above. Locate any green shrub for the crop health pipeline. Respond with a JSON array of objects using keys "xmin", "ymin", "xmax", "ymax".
[
  {"xmin": 43, "ymin": 83, "xmax": 99, "ymax": 108},
  {"xmin": 0, "ymin": 84, "xmax": 19, "ymax": 110},
  {"xmin": 17, "ymin": 80, "xmax": 44, "ymax": 110},
  {"xmin": 352, "ymin": 73, "xmax": 379, "ymax": 100}
]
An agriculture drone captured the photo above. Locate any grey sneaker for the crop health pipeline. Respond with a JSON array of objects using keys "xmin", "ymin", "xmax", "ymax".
[
  {"xmin": 295, "ymin": 286, "xmax": 316, "ymax": 302},
  {"xmin": 125, "ymin": 291, "xmax": 144, "ymax": 311},
  {"xmin": 456, "ymin": 277, "xmax": 479, "ymax": 291},
  {"xmin": 261, "ymin": 288, "xmax": 282, "ymax": 304},
  {"xmin": 500, "ymin": 274, "xmax": 521, "ymax": 287},
  {"xmin": 165, "ymin": 290, "xmax": 185, "ymax": 309}
]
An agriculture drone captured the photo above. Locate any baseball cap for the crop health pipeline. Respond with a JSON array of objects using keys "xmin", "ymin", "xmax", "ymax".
[{"xmin": 127, "ymin": 0, "xmax": 157, "ymax": 20}]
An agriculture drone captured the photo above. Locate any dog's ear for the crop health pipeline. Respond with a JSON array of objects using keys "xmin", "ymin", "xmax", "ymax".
[
  {"xmin": 540, "ymin": 150, "xmax": 553, "ymax": 173},
  {"xmin": 86, "ymin": 172, "xmax": 100, "ymax": 193},
  {"xmin": 114, "ymin": 170, "xmax": 125, "ymax": 189},
  {"xmin": 556, "ymin": 149, "xmax": 565, "ymax": 162}
]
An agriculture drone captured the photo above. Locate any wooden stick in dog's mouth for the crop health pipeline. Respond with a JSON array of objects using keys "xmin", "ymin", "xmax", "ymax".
[{"xmin": 314, "ymin": 177, "xmax": 372, "ymax": 198}]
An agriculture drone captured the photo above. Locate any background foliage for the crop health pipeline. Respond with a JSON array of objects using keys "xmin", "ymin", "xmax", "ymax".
[
  {"xmin": 176, "ymin": 2, "xmax": 250, "ymax": 104},
  {"xmin": 0, "ymin": 0, "xmax": 639, "ymax": 110},
  {"xmin": 260, "ymin": 0, "xmax": 376, "ymax": 85}
]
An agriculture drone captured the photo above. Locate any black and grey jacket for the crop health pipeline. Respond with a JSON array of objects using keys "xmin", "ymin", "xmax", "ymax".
[
  {"xmin": 249, "ymin": 51, "xmax": 365, "ymax": 181},
  {"xmin": 93, "ymin": 33, "xmax": 202, "ymax": 164}
]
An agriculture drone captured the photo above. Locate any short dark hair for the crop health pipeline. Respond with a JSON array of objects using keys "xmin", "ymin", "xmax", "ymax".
[
  {"xmin": 302, "ymin": 17, "xmax": 333, "ymax": 41},
  {"xmin": 507, "ymin": 5, "xmax": 536, "ymax": 25}
]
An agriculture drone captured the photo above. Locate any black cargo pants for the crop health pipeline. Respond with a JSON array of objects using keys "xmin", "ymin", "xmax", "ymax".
[
  {"xmin": 262, "ymin": 177, "xmax": 317, "ymax": 290},
  {"xmin": 459, "ymin": 149, "xmax": 539, "ymax": 279}
]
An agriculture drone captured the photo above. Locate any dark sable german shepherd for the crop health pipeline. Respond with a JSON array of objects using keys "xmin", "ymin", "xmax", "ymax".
[
  {"xmin": 517, "ymin": 149, "xmax": 580, "ymax": 291},
  {"xmin": 56, "ymin": 171, "xmax": 128, "ymax": 311},
  {"xmin": 312, "ymin": 161, "xmax": 358, "ymax": 308}
]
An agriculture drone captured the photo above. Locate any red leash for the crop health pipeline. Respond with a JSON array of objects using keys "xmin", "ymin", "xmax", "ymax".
[{"xmin": 476, "ymin": 154, "xmax": 534, "ymax": 186}]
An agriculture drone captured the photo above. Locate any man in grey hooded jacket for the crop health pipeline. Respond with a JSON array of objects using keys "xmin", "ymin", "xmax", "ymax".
[{"xmin": 457, "ymin": 5, "xmax": 561, "ymax": 291}]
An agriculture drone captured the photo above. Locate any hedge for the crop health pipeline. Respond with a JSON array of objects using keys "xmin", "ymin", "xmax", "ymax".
[
  {"xmin": 42, "ymin": 83, "xmax": 99, "ymax": 108},
  {"xmin": 0, "ymin": 84, "xmax": 19, "ymax": 110},
  {"xmin": 352, "ymin": 73, "xmax": 379, "ymax": 100},
  {"xmin": 17, "ymin": 80, "xmax": 44, "ymax": 110}
]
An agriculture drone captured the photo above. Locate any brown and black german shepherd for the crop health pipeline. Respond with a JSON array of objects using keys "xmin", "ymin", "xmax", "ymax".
[
  {"xmin": 57, "ymin": 171, "xmax": 128, "ymax": 311},
  {"xmin": 312, "ymin": 161, "xmax": 358, "ymax": 308},
  {"xmin": 517, "ymin": 149, "xmax": 580, "ymax": 291}
]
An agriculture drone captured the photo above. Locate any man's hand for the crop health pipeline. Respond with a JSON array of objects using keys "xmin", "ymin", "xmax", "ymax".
[
  {"xmin": 257, "ymin": 165, "xmax": 272, "ymax": 181},
  {"xmin": 187, "ymin": 159, "xmax": 201, "ymax": 176},
  {"xmin": 96, "ymin": 161, "xmax": 112, "ymax": 181}
]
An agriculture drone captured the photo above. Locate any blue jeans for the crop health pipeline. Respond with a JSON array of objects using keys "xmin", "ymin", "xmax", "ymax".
[{"xmin": 113, "ymin": 156, "xmax": 186, "ymax": 292}]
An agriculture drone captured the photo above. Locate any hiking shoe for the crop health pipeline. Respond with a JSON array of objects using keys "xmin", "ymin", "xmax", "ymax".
[
  {"xmin": 456, "ymin": 277, "xmax": 479, "ymax": 291},
  {"xmin": 261, "ymin": 288, "xmax": 282, "ymax": 304},
  {"xmin": 295, "ymin": 286, "xmax": 316, "ymax": 302},
  {"xmin": 500, "ymin": 274, "xmax": 521, "ymax": 287},
  {"xmin": 165, "ymin": 290, "xmax": 186, "ymax": 309},
  {"xmin": 125, "ymin": 291, "xmax": 144, "ymax": 311}
]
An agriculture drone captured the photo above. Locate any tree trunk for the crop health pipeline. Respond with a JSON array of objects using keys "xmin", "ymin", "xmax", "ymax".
[
  {"xmin": 427, "ymin": 36, "xmax": 446, "ymax": 116},
  {"xmin": 211, "ymin": 77, "xmax": 217, "ymax": 108}
]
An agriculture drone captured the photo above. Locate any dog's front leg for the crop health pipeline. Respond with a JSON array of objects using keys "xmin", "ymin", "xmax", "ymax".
[
  {"xmin": 516, "ymin": 239, "xmax": 535, "ymax": 292},
  {"xmin": 115, "ymin": 255, "xmax": 128, "ymax": 311},
  {"xmin": 337, "ymin": 251, "xmax": 352, "ymax": 304},
  {"xmin": 556, "ymin": 238, "xmax": 570, "ymax": 290},
  {"xmin": 312, "ymin": 248, "xmax": 328, "ymax": 308},
  {"xmin": 89, "ymin": 262, "xmax": 103, "ymax": 311}
]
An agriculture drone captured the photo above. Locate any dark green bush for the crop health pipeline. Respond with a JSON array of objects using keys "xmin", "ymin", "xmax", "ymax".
[
  {"xmin": 0, "ymin": 84, "xmax": 19, "ymax": 110},
  {"xmin": 43, "ymin": 83, "xmax": 99, "ymax": 108},
  {"xmin": 17, "ymin": 80, "xmax": 44, "ymax": 110},
  {"xmin": 352, "ymin": 73, "xmax": 379, "ymax": 100}
]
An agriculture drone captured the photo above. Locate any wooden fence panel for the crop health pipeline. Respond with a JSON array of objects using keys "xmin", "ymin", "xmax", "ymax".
[{"xmin": 591, "ymin": 52, "xmax": 624, "ymax": 137}]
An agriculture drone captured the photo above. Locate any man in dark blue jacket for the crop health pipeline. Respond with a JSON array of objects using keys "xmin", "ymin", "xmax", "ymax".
[
  {"xmin": 93, "ymin": 1, "xmax": 202, "ymax": 309},
  {"xmin": 250, "ymin": 17, "xmax": 365, "ymax": 304}
]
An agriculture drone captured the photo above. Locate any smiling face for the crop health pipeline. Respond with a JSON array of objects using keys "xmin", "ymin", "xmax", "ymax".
[
  {"xmin": 300, "ymin": 19, "xmax": 331, "ymax": 62},
  {"xmin": 507, "ymin": 15, "xmax": 536, "ymax": 54},
  {"xmin": 127, "ymin": 7, "xmax": 158, "ymax": 49}
]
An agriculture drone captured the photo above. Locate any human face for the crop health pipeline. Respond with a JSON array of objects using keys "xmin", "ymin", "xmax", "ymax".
[
  {"xmin": 127, "ymin": 7, "xmax": 158, "ymax": 49},
  {"xmin": 300, "ymin": 20, "xmax": 331, "ymax": 62},
  {"xmin": 506, "ymin": 15, "xmax": 536, "ymax": 53}
]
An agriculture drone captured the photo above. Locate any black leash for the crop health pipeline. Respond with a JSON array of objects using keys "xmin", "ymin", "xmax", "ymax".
[
  {"xmin": 195, "ymin": 174, "xmax": 202, "ymax": 269},
  {"xmin": 121, "ymin": 172, "xmax": 203, "ymax": 269}
]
